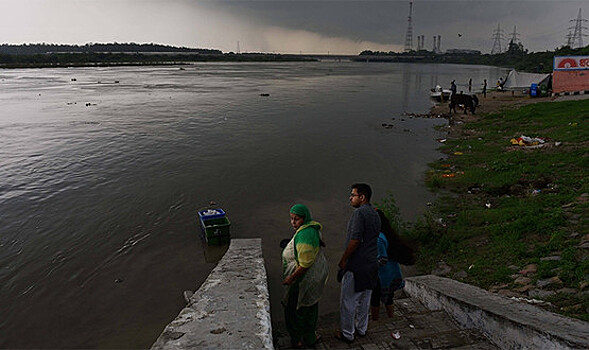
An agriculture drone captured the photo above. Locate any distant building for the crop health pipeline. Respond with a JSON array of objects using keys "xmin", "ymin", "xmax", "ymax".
[{"xmin": 446, "ymin": 49, "xmax": 481, "ymax": 55}]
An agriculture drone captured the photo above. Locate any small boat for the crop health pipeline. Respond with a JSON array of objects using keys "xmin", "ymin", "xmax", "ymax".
[
  {"xmin": 198, "ymin": 208, "xmax": 231, "ymax": 245},
  {"xmin": 430, "ymin": 85, "xmax": 452, "ymax": 101}
]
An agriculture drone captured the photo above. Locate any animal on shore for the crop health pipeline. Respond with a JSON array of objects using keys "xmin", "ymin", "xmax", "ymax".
[{"xmin": 449, "ymin": 93, "xmax": 478, "ymax": 114}]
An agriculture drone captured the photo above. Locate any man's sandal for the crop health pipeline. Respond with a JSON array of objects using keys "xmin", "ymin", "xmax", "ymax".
[{"xmin": 334, "ymin": 331, "xmax": 353, "ymax": 344}]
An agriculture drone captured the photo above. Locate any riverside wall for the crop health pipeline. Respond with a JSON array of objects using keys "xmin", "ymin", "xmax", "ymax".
[
  {"xmin": 405, "ymin": 275, "xmax": 589, "ymax": 350},
  {"xmin": 151, "ymin": 238, "xmax": 273, "ymax": 350},
  {"xmin": 150, "ymin": 239, "xmax": 589, "ymax": 350}
]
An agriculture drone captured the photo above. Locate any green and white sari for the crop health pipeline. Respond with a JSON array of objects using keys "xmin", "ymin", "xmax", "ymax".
[{"xmin": 282, "ymin": 203, "xmax": 329, "ymax": 347}]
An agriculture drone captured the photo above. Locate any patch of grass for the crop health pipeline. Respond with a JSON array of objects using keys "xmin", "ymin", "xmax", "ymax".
[
  {"xmin": 546, "ymin": 292, "xmax": 589, "ymax": 322},
  {"xmin": 396, "ymin": 98, "xmax": 589, "ymax": 321}
]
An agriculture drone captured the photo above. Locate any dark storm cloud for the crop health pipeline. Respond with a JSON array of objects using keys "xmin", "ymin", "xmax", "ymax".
[
  {"xmin": 200, "ymin": 1, "xmax": 407, "ymax": 44},
  {"xmin": 200, "ymin": 0, "xmax": 588, "ymax": 52},
  {"xmin": 2, "ymin": 0, "xmax": 587, "ymax": 53}
]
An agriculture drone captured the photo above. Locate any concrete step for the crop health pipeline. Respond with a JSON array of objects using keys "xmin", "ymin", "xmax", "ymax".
[{"xmin": 275, "ymin": 296, "xmax": 498, "ymax": 349}]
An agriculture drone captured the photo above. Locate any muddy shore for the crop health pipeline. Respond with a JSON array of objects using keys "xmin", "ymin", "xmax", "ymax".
[{"xmin": 429, "ymin": 90, "xmax": 589, "ymax": 123}]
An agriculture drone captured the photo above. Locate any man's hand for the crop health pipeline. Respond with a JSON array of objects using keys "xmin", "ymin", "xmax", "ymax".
[{"xmin": 339, "ymin": 239, "xmax": 360, "ymax": 270}]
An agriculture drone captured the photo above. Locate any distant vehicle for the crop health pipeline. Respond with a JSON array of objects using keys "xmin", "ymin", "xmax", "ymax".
[{"xmin": 430, "ymin": 85, "xmax": 452, "ymax": 101}]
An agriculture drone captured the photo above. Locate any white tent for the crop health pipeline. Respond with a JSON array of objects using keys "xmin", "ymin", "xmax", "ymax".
[{"xmin": 502, "ymin": 70, "xmax": 551, "ymax": 90}]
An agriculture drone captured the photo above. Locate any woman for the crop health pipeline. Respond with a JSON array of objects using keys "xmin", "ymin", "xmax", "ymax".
[
  {"xmin": 370, "ymin": 209, "xmax": 416, "ymax": 320},
  {"xmin": 282, "ymin": 204, "xmax": 328, "ymax": 348}
]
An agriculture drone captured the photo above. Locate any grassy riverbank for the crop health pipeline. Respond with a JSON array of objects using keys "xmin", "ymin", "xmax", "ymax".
[{"xmin": 387, "ymin": 94, "xmax": 589, "ymax": 321}]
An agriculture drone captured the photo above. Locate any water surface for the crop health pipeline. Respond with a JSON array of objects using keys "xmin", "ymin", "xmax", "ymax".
[{"xmin": 0, "ymin": 62, "xmax": 507, "ymax": 348}]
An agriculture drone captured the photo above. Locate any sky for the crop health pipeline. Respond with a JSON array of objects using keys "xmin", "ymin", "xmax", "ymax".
[{"xmin": 0, "ymin": 0, "xmax": 587, "ymax": 55}]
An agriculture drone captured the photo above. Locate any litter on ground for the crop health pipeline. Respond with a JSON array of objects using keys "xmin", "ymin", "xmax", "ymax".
[
  {"xmin": 509, "ymin": 296, "xmax": 549, "ymax": 305},
  {"xmin": 510, "ymin": 135, "xmax": 547, "ymax": 147}
]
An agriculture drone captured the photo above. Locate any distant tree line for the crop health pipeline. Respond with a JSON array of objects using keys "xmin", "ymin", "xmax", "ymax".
[
  {"xmin": 0, "ymin": 43, "xmax": 222, "ymax": 55},
  {"xmin": 7, "ymin": 41, "xmax": 588, "ymax": 71},
  {"xmin": 359, "ymin": 43, "xmax": 589, "ymax": 74},
  {"xmin": 0, "ymin": 43, "xmax": 315, "ymax": 68}
]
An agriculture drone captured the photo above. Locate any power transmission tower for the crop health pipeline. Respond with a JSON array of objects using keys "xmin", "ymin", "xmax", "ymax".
[
  {"xmin": 491, "ymin": 23, "xmax": 504, "ymax": 54},
  {"xmin": 509, "ymin": 25, "xmax": 520, "ymax": 44},
  {"xmin": 404, "ymin": 1, "xmax": 414, "ymax": 52},
  {"xmin": 569, "ymin": 8, "xmax": 588, "ymax": 49},
  {"xmin": 566, "ymin": 31, "xmax": 574, "ymax": 47}
]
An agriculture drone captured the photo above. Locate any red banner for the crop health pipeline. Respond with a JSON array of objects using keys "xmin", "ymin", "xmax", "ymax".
[
  {"xmin": 553, "ymin": 56, "xmax": 589, "ymax": 93},
  {"xmin": 554, "ymin": 56, "xmax": 589, "ymax": 70}
]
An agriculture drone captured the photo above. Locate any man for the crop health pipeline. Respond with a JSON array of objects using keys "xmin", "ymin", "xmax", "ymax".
[{"xmin": 335, "ymin": 183, "xmax": 381, "ymax": 343}]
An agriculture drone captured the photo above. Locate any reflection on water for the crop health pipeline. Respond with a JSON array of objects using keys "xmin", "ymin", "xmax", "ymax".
[{"xmin": 0, "ymin": 62, "xmax": 507, "ymax": 348}]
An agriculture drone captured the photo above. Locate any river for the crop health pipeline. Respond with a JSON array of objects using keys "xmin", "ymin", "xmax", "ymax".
[{"xmin": 0, "ymin": 61, "xmax": 507, "ymax": 348}]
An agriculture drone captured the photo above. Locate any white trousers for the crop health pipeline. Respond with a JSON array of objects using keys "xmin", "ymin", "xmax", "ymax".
[{"xmin": 340, "ymin": 270, "xmax": 372, "ymax": 341}]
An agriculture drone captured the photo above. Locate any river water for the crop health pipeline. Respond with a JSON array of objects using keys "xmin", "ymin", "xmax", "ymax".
[{"xmin": 0, "ymin": 62, "xmax": 506, "ymax": 348}]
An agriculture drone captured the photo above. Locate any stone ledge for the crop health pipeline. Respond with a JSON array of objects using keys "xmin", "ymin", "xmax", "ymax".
[
  {"xmin": 151, "ymin": 238, "xmax": 273, "ymax": 350},
  {"xmin": 404, "ymin": 275, "xmax": 589, "ymax": 350}
]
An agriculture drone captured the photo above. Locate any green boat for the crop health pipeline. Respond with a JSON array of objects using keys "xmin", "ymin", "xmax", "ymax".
[{"xmin": 198, "ymin": 208, "xmax": 231, "ymax": 245}]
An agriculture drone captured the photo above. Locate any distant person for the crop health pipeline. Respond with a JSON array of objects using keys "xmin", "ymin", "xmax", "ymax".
[
  {"xmin": 468, "ymin": 78, "xmax": 472, "ymax": 92},
  {"xmin": 336, "ymin": 184, "xmax": 380, "ymax": 344},
  {"xmin": 282, "ymin": 204, "xmax": 328, "ymax": 348},
  {"xmin": 370, "ymin": 209, "xmax": 416, "ymax": 320},
  {"xmin": 450, "ymin": 80, "xmax": 457, "ymax": 95},
  {"xmin": 482, "ymin": 79, "xmax": 487, "ymax": 98},
  {"xmin": 497, "ymin": 77, "xmax": 504, "ymax": 92}
]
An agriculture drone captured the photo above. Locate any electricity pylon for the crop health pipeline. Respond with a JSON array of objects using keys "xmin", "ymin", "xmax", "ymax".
[
  {"xmin": 509, "ymin": 25, "xmax": 520, "ymax": 45},
  {"xmin": 491, "ymin": 23, "xmax": 504, "ymax": 54},
  {"xmin": 569, "ymin": 8, "xmax": 588, "ymax": 49},
  {"xmin": 566, "ymin": 31, "xmax": 574, "ymax": 47},
  {"xmin": 404, "ymin": 1, "xmax": 414, "ymax": 52}
]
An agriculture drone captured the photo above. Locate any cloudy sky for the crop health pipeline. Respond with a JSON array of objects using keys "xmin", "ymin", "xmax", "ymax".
[{"xmin": 0, "ymin": 0, "xmax": 587, "ymax": 54}]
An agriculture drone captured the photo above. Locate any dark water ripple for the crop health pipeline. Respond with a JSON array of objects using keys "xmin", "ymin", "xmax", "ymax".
[{"xmin": 0, "ymin": 62, "xmax": 507, "ymax": 348}]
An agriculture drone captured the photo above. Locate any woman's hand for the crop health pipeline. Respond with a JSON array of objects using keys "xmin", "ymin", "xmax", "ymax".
[
  {"xmin": 282, "ymin": 266, "xmax": 308, "ymax": 285},
  {"xmin": 282, "ymin": 274, "xmax": 295, "ymax": 285}
]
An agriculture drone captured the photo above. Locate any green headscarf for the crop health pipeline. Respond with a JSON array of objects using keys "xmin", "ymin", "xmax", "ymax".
[
  {"xmin": 290, "ymin": 203, "xmax": 322, "ymax": 232},
  {"xmin": 290, "ymin": 203, "xmax": 312, "ymax": 224},
  {"xmin": 284, "ymin": 204, "xmax": 328, "ymax": 309}
]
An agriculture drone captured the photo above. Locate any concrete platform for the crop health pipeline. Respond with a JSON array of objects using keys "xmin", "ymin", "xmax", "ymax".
[
  {"xmin": 276, "ymin": 275, "xmax": 589, "ymax": 349},
  {"xmin": 152, "ymin": 238, "xmax": 588, "ymax": 350},
  {"xmin": 151, "ymin": 239, "xmax": 273, "ymax": 350},
  {"xmin": 275, "ymin": 293, "xmax": 498, "ymax": 349}
]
